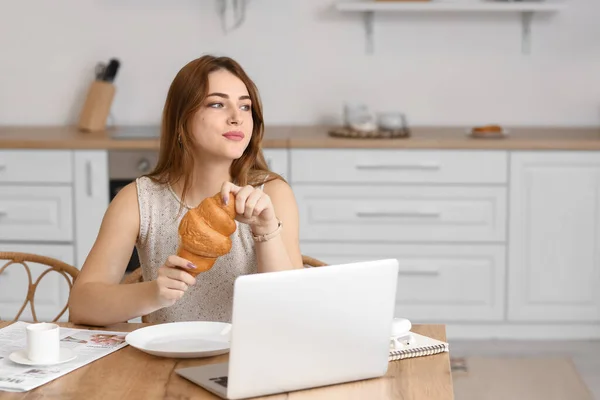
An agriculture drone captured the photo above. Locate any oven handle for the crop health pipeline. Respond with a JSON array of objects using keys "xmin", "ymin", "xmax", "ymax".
[{"xmin": 86, "ymin": 161, "xmax": 93, "ymax": 197}]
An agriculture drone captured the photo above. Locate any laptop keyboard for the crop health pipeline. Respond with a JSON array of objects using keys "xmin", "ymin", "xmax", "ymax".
[{"xmin": 209, "ymin": 376, "xmax": 228, "ymax": 388}]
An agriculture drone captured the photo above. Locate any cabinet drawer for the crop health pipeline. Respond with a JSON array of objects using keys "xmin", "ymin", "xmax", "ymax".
[
  {"xmin": 291, "ymin": 149, "xmax": 507, "ymax": 184},
  {"xmin": 295, "ymin": 185, "xmax": 507, "ymax": 243},
  {"xmin": 300, "ymin": 243, "xmax": 506, "ymax": 322},
  {"xmin": 0, "ymin": 150, "xmax": 72, "ymax": 184},
  {"xmin": 0, "ymin": 186, "xmax": 73, "ymax": 242},
  {"xmin": 0, "ymin": 244, "xmax": 75, "ymax": 322}
]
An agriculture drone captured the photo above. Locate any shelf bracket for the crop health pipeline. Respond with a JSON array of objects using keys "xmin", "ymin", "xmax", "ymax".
[
  {"xmin": 364, "ymin": 11, "xmax": 375, "ymax": 54},
  {"xmin": 521, "ymin": 11, "xmax": 534, "ymax": 55}
]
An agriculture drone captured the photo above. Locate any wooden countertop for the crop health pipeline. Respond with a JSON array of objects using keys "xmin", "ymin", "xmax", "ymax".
[
  {"xmin": 286, "ymin": 126, "xmax": 600, "ymax": 150},
  {"xmin": 1, "ymin": 125, "xmax": 600, "ymax": 150},
  {"xmin": 0, "ymin": 126, "xmax": 289, "ymax": 150},
  {"xmin": 0, "ymin": 321, "xmax": 454, "ymax": 400}
]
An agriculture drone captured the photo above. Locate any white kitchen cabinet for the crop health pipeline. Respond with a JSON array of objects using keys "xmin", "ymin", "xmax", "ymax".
[
  {"xmin": 2, "ymin": 143, "xmax": 599, "ymax": 337},
  {"xmin": 0, "ymin": 244, "xmax": 74, "ymax": 322},
  {"xmin": 294, "ymin": 185, "xmax": 507, "ymax": 243},
  {"xmin": 300, "ymin": 243, "xmax": 506, "ymax": 322},
  {"xmin": 508, "ymin": 152, "xmax": 600, "ymax": 322},
  {"xmin": 0, "ymin": 149, "xmax": 109, "ymax": 322},
  {"xmin": 74, "ymin": 150, "xmax": 109, "ymax": 268},
  {"xmin": 292, "ymin": 148, "xmax": 511, "ymax": 333},
  {"xmin": 262, "ymin": 149, "xmax": 289, "ymax": 181}
]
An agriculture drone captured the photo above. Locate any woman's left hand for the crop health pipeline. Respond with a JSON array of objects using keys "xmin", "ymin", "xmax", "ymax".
[{"xmin": 220, "ymin": 182, "xmax": 278, "ymax": 236}]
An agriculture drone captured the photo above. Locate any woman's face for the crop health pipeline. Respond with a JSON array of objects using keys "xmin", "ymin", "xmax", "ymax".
[{"xmin": 189, "ymin": 69, "xmax": 253, "ymax": 161}]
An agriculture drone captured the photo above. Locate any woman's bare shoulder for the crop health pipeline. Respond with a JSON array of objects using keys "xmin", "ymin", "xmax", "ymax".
[
  {"xmin": 262, "ymin": 177, "xmax": 293, "ymax": 196},
  {"xmin": 110, "ymin": 180, "xmax": 139, "ymax": 212},
  {"xmin": 262, "ymin": 178, "xmax": 297, "ymax": 214}
]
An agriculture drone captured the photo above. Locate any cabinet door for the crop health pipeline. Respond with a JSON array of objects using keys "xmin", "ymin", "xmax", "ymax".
[
  {"xmin": 0, "ymin": 244, "xmax": 74, "ymax": 322},
  {"xmin": 300, "ymin": 243, "xmax": 506, "ymax": 322},
  {"xmin": 508, "ymin": 152, "xmax": 600, "ymax": 322},
  {"xmin": 74, "ymin": 150, "xmax": 109, "ymax": 268},
  {"xmin": 262, "ymin": 149, "xmax": 289, "ymax": 180}
]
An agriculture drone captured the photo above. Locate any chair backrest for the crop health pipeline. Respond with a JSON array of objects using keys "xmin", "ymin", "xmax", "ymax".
[
  {"xmin": 302, "ymin": 255, "xmax": 328, "ymax": 268},
  {"xmin": 120, "ymin": 255, "xmax": 328, "ymax": 322},
  {"xmin": 121, "ymin": 254, "xmax": 329, "ymax": 285},
  {"xmin": 0, "ymin": 252, "xmax": 79, "ymax": 322}
]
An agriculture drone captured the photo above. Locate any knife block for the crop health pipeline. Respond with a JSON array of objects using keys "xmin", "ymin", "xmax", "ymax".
[{"xmin": 78, "ymin": 80, "xmax": 116, "ymax": 132}]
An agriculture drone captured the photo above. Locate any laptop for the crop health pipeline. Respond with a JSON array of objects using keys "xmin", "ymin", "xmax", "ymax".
[{"xmin": 175, "ymin": 258, "xmax": 399, "ymax": 400}]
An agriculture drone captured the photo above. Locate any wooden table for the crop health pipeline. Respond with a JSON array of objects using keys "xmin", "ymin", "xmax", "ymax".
[{"xmin": 0, "ymin": 322, "xmax": 454, "ymax": 400}]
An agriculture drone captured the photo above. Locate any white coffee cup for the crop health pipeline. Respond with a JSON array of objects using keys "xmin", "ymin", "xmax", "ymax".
[{"xmin": 26, "ymin": 322, "xmax": 60, "ymax": 363}]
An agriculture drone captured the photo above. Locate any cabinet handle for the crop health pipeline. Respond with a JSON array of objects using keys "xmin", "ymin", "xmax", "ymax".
[
  {"xmin": 356, "ymin": 211, "xmax": 440, "ymax": 218},
  {"xmin": 0, "ymin": 165, "xmax": 5, "ymax": 171},
  {"xmin": 398, "ymin": 268, "xmax": 440, "ymax": 276},
  {"xmin": 355, "ymin": 162, "xmax": 441, "ymax": 170},
  {"xmin": 85, "ymin": 161, "xmax": 93, "ymax": 197}
]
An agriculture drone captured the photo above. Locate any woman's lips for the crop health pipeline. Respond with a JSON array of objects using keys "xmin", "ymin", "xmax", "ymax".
[{"xmin": 222, "ymin": 131, "xmax": 245, "ymax": 141}]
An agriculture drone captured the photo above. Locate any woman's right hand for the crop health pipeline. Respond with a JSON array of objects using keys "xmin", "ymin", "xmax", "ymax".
[{"xmin": 153, "ymin": 255, "xmax": 197, "ymax": 308}]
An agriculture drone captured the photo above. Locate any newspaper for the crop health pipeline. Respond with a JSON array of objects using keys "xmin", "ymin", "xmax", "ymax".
[{"xmin": 0, "ymin": 321, "xmax": 129, "ymax": 392}]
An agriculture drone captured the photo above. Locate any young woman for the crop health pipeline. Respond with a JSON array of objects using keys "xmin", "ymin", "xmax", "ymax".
[{"xmin": 69, "ymin": 55, "xmax": 303, "ymax": 326}]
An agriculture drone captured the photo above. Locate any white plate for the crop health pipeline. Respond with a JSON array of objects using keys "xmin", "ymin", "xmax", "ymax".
[
  {"xmin": 9, "ymin": 348, "xmax": 76, "ymax": 366},
  {"xmin": 125, "ymin": 321, "xmax": 232, "ymax": 358}
]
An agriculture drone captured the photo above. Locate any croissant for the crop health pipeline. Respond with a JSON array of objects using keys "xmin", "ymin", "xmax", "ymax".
[
  {"xmin": 472, "ymin": 124, "xmax": 503, "ymax": 133},
  {"xmin": 176, "ymin": 192, "xmax": 237, "ymax": 276}
]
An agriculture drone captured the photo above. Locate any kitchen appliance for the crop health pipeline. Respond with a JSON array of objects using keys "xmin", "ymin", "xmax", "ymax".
[
  {"xmin": 109, "ymin": 148, "xmax": 159, "ymax": 272},
  {"xmin": 110, "ymin": 125, "xmax": 161, "ymax": 140}
]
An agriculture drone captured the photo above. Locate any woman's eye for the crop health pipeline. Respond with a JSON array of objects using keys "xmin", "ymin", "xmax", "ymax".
[
  {"xmin": 209, "ymin": 103, "xmax": 223, "ymax": 108},
  {"xmin": 240, "ymin": 104, "xmax": 251, "ymax": 111}
]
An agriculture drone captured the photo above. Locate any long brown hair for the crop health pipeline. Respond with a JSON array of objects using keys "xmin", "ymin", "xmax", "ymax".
[{"xmin": 146, "ymin": 55, "xmax": 281, "ymax": 208}]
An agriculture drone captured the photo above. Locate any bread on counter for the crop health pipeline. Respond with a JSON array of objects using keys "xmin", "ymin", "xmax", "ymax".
[{"xmin": 472, "ymin": 124, "xmax": 503, "ymax": 134}]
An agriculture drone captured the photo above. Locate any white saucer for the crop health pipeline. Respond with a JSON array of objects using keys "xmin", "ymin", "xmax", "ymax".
[{"xmin": 9, "ymin": 348, "xmax": 76, "ymax": 366}]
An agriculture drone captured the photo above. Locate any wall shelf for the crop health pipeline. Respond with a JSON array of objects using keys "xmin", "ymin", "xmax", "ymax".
[{"xmin": 335, "ymin": 0, "xmax": 566, "ymax": 54}]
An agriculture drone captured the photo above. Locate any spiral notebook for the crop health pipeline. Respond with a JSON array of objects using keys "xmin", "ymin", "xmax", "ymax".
[{"xmin": 389, "ymin": 332, "xmax": 449, "ymax": 361}]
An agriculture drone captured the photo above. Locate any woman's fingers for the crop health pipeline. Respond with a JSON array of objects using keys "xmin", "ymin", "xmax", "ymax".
[
  {"xmin": 243, "ymin": 190, "xmax": 263, "ymax": 219},
  {"xmin": 165, "ymin": 255, "xmax": 195, "ymax": 270},
  {"xmin": 252, "ymin": 195, "xmax": 271, "ymax": 217},
  {"xmin": 161, "ymin": 255, "xmax": 196, "ymax": 286},
  {"xmin": 234, "ymin": 185, "xmax": 255, "ymax": 215},
  {"xmin": 164, "ymin": 278, "xmax": 189, "ymax": 292},
  {"xmin": 220, "ymin": 181, "xmax": 276, "ymax": 229},
  {"xmin": 164, "ymin": 267, "xmax": 196, "ymax": 286},
  {"xmin": 220, "ymin": 182, "xmax": 242, "ymax": 205}
]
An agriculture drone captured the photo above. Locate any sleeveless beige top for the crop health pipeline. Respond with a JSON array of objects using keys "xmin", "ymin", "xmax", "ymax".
[{"xmin": 135, "ymin": 176, "xmax": 258, "ymax": 324}]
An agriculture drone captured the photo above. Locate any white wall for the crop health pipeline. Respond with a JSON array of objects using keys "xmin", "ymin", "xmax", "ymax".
[{"xmin": 1, "ymin": 0, "xmax": 598, "ymax": 127}]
